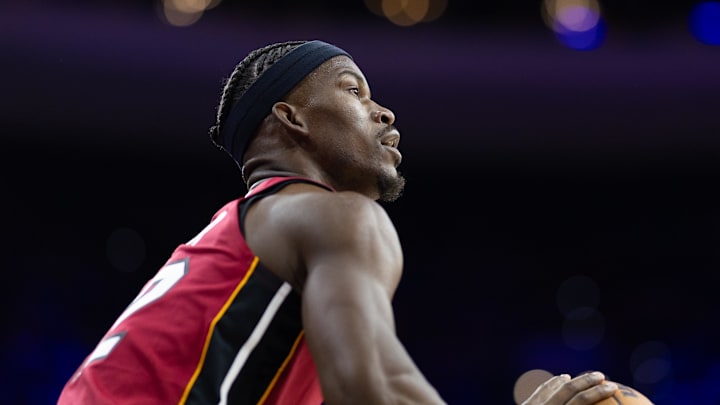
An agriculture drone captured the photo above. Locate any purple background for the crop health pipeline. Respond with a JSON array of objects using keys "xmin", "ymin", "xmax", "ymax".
[{"xmin": 3, "ymin": 1, "xmax": 720, "ymax": 404}]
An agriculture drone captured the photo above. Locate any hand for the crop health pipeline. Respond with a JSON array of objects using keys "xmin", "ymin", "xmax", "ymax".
[{"xmin": 521, "ymin": 371, "xmax": 618, "ymax": 405}]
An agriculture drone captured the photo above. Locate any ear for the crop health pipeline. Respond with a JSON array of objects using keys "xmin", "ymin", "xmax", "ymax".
[{"xmin": 271, "ymin": 102, "xmax": 309, "ymax": 136}]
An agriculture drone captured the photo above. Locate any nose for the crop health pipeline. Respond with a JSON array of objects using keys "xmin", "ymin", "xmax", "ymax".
[{"xmin": 372, "ymin": 106, "xmax": 395, "ymax": 125}]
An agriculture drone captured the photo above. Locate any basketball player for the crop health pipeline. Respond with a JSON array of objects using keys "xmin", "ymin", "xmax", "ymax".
[{"xmin": 57, "ymin": 40, "xmax": 618, "ymax": 404}]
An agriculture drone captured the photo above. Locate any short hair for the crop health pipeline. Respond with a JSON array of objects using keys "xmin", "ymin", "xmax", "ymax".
[{"xmin": 208, "ymin": 40, "xmax": 307, "ymax": 159}]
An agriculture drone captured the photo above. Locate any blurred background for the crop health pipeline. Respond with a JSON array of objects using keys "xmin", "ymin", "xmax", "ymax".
[{"xmin": 3, "ymin": 0, "xmax": 720, "ymax": 404}]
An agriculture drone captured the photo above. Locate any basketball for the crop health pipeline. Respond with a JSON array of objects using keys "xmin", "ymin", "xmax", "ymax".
[{"xmin": 595, "ymin": 382, "xmax": 654, "ymax": 404}]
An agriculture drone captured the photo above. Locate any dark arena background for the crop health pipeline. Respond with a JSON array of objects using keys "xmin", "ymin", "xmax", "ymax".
[{"xmin": 3, "ymin": 0, "xmax": 720, "ymax": 404}]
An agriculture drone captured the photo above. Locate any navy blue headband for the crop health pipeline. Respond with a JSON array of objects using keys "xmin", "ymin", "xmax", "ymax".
[{"xmin": 220, "ymin": 40, "xmax": 352, "ymax": 165}]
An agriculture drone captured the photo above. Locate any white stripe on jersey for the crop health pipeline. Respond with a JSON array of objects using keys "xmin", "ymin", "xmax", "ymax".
[{"xmin": 218, "ymin": 282, "xmax": 293, "ymax": 405}]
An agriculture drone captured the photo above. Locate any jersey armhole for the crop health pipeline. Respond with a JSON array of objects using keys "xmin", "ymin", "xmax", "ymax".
[{"xmin": 237, "ymin": 177, "xmax": 334, "ymax": 236}]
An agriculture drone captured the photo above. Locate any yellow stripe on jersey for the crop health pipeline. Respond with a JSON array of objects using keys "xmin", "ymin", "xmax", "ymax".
[
  {"xmin": 178, "ymin": 256, "xmax": 260, "ymax": 405},
  {"xmin": 256, "ymin": 330, "xmax": 306, "ymax": 405}
]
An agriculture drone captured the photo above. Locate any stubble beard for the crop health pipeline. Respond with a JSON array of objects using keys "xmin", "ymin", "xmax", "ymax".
[{"xmin": 378, "ymin": 171, "xmax": 406, "ymax": 202}]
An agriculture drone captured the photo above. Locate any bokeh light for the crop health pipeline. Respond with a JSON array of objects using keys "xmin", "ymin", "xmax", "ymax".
[
  {"xmin": 106, "ymin": 227, "xmax": 146, "ymax": 272},
  {"xmin": 364, "ymin": 0, "xmax": 447, "ymax": 26},
  {"xmin": 689, "ymin": 1, "xmax": 720, "ymax": 45},
  {"xmin": 630, "ymin": 341, "xmax": 672, "ymax": 385},
  {"xmin": 556, "ymin": 274, "xmax": 600, "ymax": 318},
  {"xmin": 157, "ymin": 0, "xmax": 221, "ymax": 27},
  {"xmin": 561, "ymin": 310, "xmax": 606, "ymax": 350},
  {"xmin": 513, "ymin": 369, "xmax": 553, "ymax": 404},
  {"xmin": 543, "ymin": 0, "xmax": 606, "ymax": 50}
]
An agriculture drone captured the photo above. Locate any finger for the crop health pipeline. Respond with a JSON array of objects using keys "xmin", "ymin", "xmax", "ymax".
[
  {"xmin": 567, "ymin": 381, "xmax": 618, "ymax": 405},
  {"xmin": 522, "ymin": 374, "xmax": 571, "ymax": 404},
  {"xmin": 541, "ymin": 374, "xmax": 572, "ymax": 394},
  {"xmin": 552, "ymin": 371, "xmax": 607, "ymax": 403}
]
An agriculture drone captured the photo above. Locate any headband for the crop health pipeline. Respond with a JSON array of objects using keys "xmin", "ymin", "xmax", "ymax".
[{"xmin": 220, "ymin": 40, "xmax": 352, "ymax": 165}]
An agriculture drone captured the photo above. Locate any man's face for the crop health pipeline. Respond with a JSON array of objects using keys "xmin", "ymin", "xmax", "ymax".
[{"xmin": 287, "ymin": 56, "xmax": 405, "ymax": 201}]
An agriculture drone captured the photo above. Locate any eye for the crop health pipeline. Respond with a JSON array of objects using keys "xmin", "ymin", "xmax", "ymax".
[{"xmin": 349, "ymin": 87, "xmax": 360, "ymax": 97}]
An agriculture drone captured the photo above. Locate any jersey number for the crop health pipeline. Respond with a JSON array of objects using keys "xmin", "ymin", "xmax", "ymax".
[
  {"xmin": 85, "ymin": 259, "xmax": 188, "ymax": 365},
  {"xmin": 80, "ymin": 210, "xmax": 228, "ymax": 370}
]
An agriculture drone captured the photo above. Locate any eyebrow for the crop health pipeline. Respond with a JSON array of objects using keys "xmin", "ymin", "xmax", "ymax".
[{"xmin": 337, "ymin": 69, "xmax": 367, "ymax": 86}]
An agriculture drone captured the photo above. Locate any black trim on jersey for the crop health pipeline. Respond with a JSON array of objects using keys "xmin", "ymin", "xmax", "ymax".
[
  {"xmin": 238, "ymin": 177, "xmax": 334, "ymax": 237},
  {"xmin": 185, "ymin": 263, "xmax": 303, "ymax": 404},
  {"xmin": 226, "ymin": 276, "xmax": 302, "ymax": 404}
]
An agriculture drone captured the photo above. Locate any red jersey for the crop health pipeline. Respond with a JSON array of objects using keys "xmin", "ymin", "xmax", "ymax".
[{"xmin": 58, "ymin": 177, "xmax": 332, "ymax": 405}]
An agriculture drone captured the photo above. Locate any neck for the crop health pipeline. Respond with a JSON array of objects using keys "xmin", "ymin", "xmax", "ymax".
[{"xmin": 245, "ymin": 169, "xmax": 311, "ymax": 190}]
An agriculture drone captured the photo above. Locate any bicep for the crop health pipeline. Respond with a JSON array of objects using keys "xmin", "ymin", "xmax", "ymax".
[
  {"xmin": 296, "ymin": 197, "xmax": 403, "ymax": 397},
  {"xmin": 302, "ymin": 256, "xmax": 396, "ymax": 363},
  {"xmin": 302, "ymin": 250, "xmax": 400, "ymax": 402},
  {"xmin": 300, "ymin": 201, "xmax": 401, "ymax": 361},
  {"xmin": 290, "ymin": 194, "xmax": 444, "ymax": 404}
]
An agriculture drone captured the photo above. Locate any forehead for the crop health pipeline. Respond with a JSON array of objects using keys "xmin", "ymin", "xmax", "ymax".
[{"xmin": 309, "ymin": 55, "xmax": 366, "ymax": 84}]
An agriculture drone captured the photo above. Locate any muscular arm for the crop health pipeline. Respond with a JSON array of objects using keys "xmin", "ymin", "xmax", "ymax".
[
  {"xmin": 295, "ymin": 192, "xmax": 445, "ymax": 405},
  {"xmin": 246, "ymin": 184, "xmax": 613, "ymax": 405}
]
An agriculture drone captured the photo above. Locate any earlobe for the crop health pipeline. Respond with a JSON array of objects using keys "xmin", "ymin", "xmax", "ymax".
[{"xmin": 272, "ymin": 102, "xmax": 309, "ymax": 136}]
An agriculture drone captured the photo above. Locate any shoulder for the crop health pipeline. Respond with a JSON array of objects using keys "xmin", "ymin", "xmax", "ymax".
[
  {"xmin": 291, "ymin": 190, "xmax": 401, "ymax": 262},
  {"xmin": 287, "ymin": 190, "xmax": 403, "ymax": 295},
  {"xmin": 248, "ymin": 181, "xmax": 398, "ymax": 235},
  {"xmin": 271, "ymin": 188, "xmax": 393, "ymax": 243},
  {"xmin": 270, "ymin": 185, "xmax": 400, "ymax": 254},
  {"xmin": 245, "ymin": 182, "xmax": 402, "ymax": 291},
  {"xmin": 296, "ymin": 189, "xmax": 385, "ymax": 219}
]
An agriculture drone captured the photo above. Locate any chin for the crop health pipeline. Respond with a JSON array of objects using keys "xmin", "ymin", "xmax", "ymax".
[{"xmin": 377, "ymin": 172, "xmax": 406, "ymax": 202}]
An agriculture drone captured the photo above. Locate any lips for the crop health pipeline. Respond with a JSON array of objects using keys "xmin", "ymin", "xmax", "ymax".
[
  {"xmin": 379, "ymin": 129, "xmax": 400, "ymax": 148},
  {"xmin": 385, "ymin": 145, "xmax": 402, "ymax": 166},
  {"xmin": 379, "ymin": 129, "xmax": 402, "ymax": 166}
]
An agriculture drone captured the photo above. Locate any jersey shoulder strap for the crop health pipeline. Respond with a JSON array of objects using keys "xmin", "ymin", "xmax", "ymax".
[
  {"xmin": 246, "ymin": 176, "xmax": 335, "ymax": 198},
  {"xmin": 239, "ymin": 176, "xmax": 334, "ymax": 236}
]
